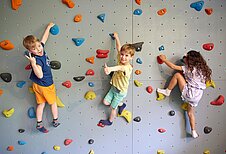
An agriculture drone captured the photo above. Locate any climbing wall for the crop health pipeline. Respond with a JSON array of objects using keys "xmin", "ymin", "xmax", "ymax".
[{"xmin": 0, "ymin": 0, "xmax": 225, "ymax": 154}]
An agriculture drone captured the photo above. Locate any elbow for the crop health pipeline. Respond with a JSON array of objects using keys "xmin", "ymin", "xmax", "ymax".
[{"xmin": 37, "ymin": 75, "xmax": 43, "ymax": 79}]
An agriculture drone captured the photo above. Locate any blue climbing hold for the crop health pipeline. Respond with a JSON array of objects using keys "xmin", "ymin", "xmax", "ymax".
[
  {"xmin": 158, "ymin": 45, "xmax": 164, "ymax": 51},
  {"xmin": 18, "ymin": 140, "xmax": 26, "ymax": 145},
  {"xmin": 28, "ymin": 107, "xmax": 36, "ymax": 119},
  {"xmin": 50, "ymin": 24, "xmax": 60, "ymax": 35},
  {"xmin": 97, "ymin": 13, "xmax": 105, "ymax": 23},
  {"xmin": 72, "ymin": 38, "xmax": 85, "ymax": 46},
  {"xmin": 16, "ymin": 81, "xmax": 26, "ymax": 88},
  {"xmin": 41, "ymin": 152, "xmax": 47, "ymax": 154},
  {"xmin": 133, "ymin": 9, "xmax": 142, "ymax": 15},
  {"xmin": 88, "ymin": 82, "xmax": 94, "ymax": 87},
  {"xmin": 190, "ymin": 1, "xmax": 204, "ymax": 11},
  {"xmin": 136, "ymin": 58, "xmax": 142, "ymax": 64},
  {"xmin": 109, "ymin": 33, "xmax": 115, "ymax": 40}
]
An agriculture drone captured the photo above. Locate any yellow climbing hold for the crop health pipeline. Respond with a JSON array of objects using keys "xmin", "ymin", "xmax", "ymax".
[
  {"xmin": 134, "ymin": 80, "xmax": 143, "ymax": 87},
  {"xmin": 85, "ymin": 91, "xmax": 96, "ymax": 100},
  {"xmin": 2, "ymin": 108, "xmax": 15, "ymax": 118},
  {"xmin": 89, "ymin": 149, "xmax": 94, "ymax": 154},
  {"xmin": 157, "ymin": 150, "xmax": 165, "ymax": 154},
  {"xmin": 181, "ymin": 102, "xmax": 189, "ymax": 111},
  {"xmin": 203, "ymin": 150, "xmax": 210, "ymax": 154},
  {"xmin": 206, "ymin": 80, "xmax": 216, "ymax": 88},
  {"xmin": 56, "ymin": 96, "xmax": 65, "ymax": 107},
  {"xmin": 53, "ymin": 145, "xmax": 60, "ymax": 151},
  {"xmin": 28, "ymin": 87, "xmax": 34, "ymax": 93},
  {"xmin": 156, "ymin": 92, "xmax": 165, "ymax": 101},
  {"xmin": 118, "ymin": 110, "xmax": 132, "ymax": 123}
]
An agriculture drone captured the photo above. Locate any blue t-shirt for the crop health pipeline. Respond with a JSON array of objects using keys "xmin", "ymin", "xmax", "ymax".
[{"xmin": 30, "ymin": 42, "xmax": 53, "ymax": 87}]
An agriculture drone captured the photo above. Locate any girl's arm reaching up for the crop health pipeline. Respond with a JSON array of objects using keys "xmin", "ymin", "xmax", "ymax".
[{"xmin": 159, "ymin": 54, "xmax": 182, "ymax": 71}]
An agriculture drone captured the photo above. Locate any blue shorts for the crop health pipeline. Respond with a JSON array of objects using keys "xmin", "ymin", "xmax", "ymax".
[{"xmin": 104, "ymin": 86, "xmax": 127, "ymax": 109}]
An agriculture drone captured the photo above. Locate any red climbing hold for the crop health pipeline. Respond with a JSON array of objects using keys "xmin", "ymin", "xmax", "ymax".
[
  {"xmin": 135, "ymin": 0, "xmax": 141, "ymax": 5},
  {"xmin": 205, "ymin": 8, "xmax": 213, "ymax": 15},
  {"xmin": 25, "ymin": 64, "xmax": 32, "ymax": 70},
  {"xmin": 157, "ymin": 56, "xmax": 163, "ymax": 64},
  {"xmin": 97, "ymin": 122, "xmax": 105, "ymax": 128},
  {"xmin": 86, "ymin": 69, "xmax": 94, "ymax": 76},
  {"xmin": 146, "ymin": 86, "xmax": 153, "ymax": 94},
  {"xmin": 62, "ymin": 81, "xmax": 72, "ymax": 88},
  {"xmin": 96, "ymin": 49, "xmax": 109, "ymax": 59},
  {"xmin": 203, "ymin": 43, "xmax": 214, "ymax": 51},
  {"xmin": 210, "ymin": 95, "xmax": 224, "ymax": 106},
  {"xmin": 158, "ymin": 128, "xmax": 166, "ymax": 133},
  {"xmin": 64, "ymin": 139, "xmax": 73, "ymax": 146}
]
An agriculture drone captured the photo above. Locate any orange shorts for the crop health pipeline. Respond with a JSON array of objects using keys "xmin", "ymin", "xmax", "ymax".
[{"xmin": 32, "ymin": 82, "xmax": 56, "ymax": 105}]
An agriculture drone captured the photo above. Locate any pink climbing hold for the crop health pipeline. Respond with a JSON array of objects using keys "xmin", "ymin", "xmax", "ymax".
[
  {"xmin": 210, "ymin": 95, "xmax": 224, "ymax": 106},
  {"xmin": 146, "ymin": 86, "xmax": 153, "ymax": 94},
  {"xmin": 203, "ymin": 43, "xmax": 214, "ymax": 51},
  {"xmin": 157, "ymin": 56, "xmax": 163, "ymax": 64},
  {"xmin": 158, "ymin": 128, "xmax": 166, "ymax": 133},
  {"xmin": 64, "ymin": 139, "xmax": 73, "ymax": 146},
  {"xmin": 62, "ymin": 81, "xmax": 72, "ymax": 88},
  {"xmin": 86, "ymin": 69, "xmax": 95, "ymax": 76}
]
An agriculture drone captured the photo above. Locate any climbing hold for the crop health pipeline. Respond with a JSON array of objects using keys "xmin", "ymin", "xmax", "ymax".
[
  {"xmin": 158, "ymin": 128, "xmax": 166, "ymax": 133},
  {"xmin": 86, "ymin": 69, "xmax": 95, "ymax": 76},
  {"xmin": 205, "ymin": 8, "xmax": 213, "ymax": 15},
  {"xmin": 132, "ymin": 42, "xmax": 144, "ymax": 52},
  {"xmin": 24, "ymin": 50, "xmax": 34, "ymax": 57},
  {"xmin": 88, "ymin": 139, "xmax": 94, "ymax": 144},
  {"xmin": 146, "ymin": 86, "xmax": 153, "ymax": 94},
  {"xmin": 50, "ymin": 61, "xmax": 61, "ymax": 69},
  {"xmin": 18, "ymin": 140, "xmax": 26, "ymax": 145},
  {"xmin": 96, "ymin": 49, "xmax": 109, "ymax": 58},
  {"xmin": 2, "ymin": 108, "xmax": 14, "ymax": 118},
  {"xmin": 135, "ymin": 0, "xmax": 141, "ymax": 5},
  {"xmin": 109, "ymin": 33, "xmax": 115, "ymax": 40},
  {"xmin": 28, "ymin": 107, "xmax": 36, "ymax": 118},
  {"xmin": 89, "ymin": 150, "xmax": 95, "ymax": 154},
  {"xmin": 0, "ymin": 89, "xmax": 3, "ymax": 96},
  {"xmin": 64, "ymin": 139, "xmax": 73, "ymax": 146},
  {"xmin": 135, "ymin": 70, "xmax": 142, "ymax": 75},
  {"xmin": 25, "ymin": 64, "xmax": 32, "ymax": 70},
  {"xmin": 88, "ymin": 82, "xmax": 94, "ymax": 87},
  {"xmin": 86, "ymin": 56, "xmax": 95, "ymax": 64},
  {"xmin": 206, "ymin": 80, "xmax": 216, "ymax": 88},
  {"xmin": 56, "ymin": 96, "xmax": 65, "ymax": 107},
  {"xmin": 156, "ymin": 92, "xmax": 165, "ymax": 101},
  {"xmin": 28, "ymin": 87, "xmax": 34, "ymax": 93},
  {"xmin": 11, "ymin": 0, "xmax": 22, "ymax": 10},
  {"xmin": 50, "ymin": 24, "xmax": 60, "ymax": 35},
  {"xmin": 97, "ymin": 121, "xmax": 105, "ymax": 128},
  {"xmin": 41, "ymin": 152, "xmax": 47, "ymax": 154},
  {"xmin": 7, "ymin": 146, "xmax": 14, "ymax": 151},
  {"xmin": 169, "ymin": 110, "xmax": 175, "ymax": 116},
  {"xmin": 97, "ymin": 13, "xmax": 105, "ymax": 23},
  {"xmin": 133, "ymin": 116, "xmax": 141, "ymax": 122},
  {"xmin": 74, "ymin": 14, "xmax": 82, "ymax": 22},
  {"xmin": 204, "ymin": 126, "xmax": 212, "ymax": 134},
  {"xmin": 190, "ymin": 1, "xmax": 204, "ymax": 11},
  {"xmin": 118, "ymin": 110, "xmax": 132, "ymax": 123},
  {"xmin": 136, "ymin": 58, "xmax": 142, "ymax": 64},
  {"xmin": 157, "ymin": 8, "xmax": 167, "ymax": 16},
  {"xmin": 157, "ymin": 56, "xmax": 163, "ymax": 64},
  {"xmin": 85, "ymin": 91, "xmax": 96, "ymax": 100},
  {"xmin": 210, "ymin": 95, "xmax": 224, "ymax": 106},
  {"xmin": 203, "ymin": 43, "xmax": 214, "ymax": 51},
  {"xmin": 0, "ymin": 40, "xmax": 14, "ymax": 50},
  {"xmin": 158, "ymin": 45, "xmax": 164, "ymax": 51},
  {"xmin": 62, "ymin": 0, "xmax": 75, "ymax": 8},
  {"xmin": 53, "ymin": 145, "xmax": 60, "ymax": 151},
  {"xmin": 0, "ymin": 73, "xmax": 12, "ymax": 83},
  {"xmin": 203, "ymin": 150, "xmax": 210, "ymax": 154},
  {"xmin": 72, "ymin": 38, "xmax": 85, "ymax": 46},
  {"xmin": 73, "ymin": 76, "xmax": 85, "ymax": 82},
  {"xmin": 18, "ymin": 129, "xmax": 25, "ymax": 133},
  {"xmin": 181, "ymin": 102, "xmax": 189, "ymax": 111},
  {"xmin": 157, "ymin": 150, "xmax": 165, "ymax": 154},
  {"xmin": 62, "ymin": 80, "xmax": 72, "ymax": 88},
  {"xmin": 134, "ymin": 80, "xmax": 143, "ymax": 87},
  {"xmin": 133, "ymin": 9, "xmax": 142, "ymax": 15},
  {"xmin": 16, "ymin": 81, "xmax": 26, "ymax": 88}
]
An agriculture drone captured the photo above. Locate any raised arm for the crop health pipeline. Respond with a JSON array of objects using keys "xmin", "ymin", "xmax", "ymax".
[
  {"xmin": 40, "ymin": 22, "xmax": 55, "ymax": 44},
  {"xmin": 159, "ymin": 54, "xmax": 182, "ymax": 71},
  {"xmin": 113, "ymin": 32, "xmax": 121, "ymax": 53}
]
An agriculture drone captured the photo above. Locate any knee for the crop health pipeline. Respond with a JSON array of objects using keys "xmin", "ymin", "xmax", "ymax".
[{"xmin": 174, "ymin": 72, "xmax": 182, "ymax": 78}]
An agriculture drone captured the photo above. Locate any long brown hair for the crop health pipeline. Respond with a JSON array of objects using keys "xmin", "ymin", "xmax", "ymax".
[{"xmin": 186, "ymin": 50, "xmax": 212, "ymax": 81}]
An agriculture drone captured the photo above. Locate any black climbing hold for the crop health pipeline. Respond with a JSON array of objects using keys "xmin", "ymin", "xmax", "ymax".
[
  {"xmin": 0, "ymin": 73, "xmax": 12, "ymax": 83},
  {"xmin": 50, "ymin": 61, "xmax": 61, "ymax": 70},
  {"xmin": 73, "ymin": 76, "xmax": 85, "ymax": 82},
  {"xmin": 131, "ymin": 42, "xmax": 144, "ymax": 52},
  {"xmin": 88, "ymin": 139, "xmax": 94, "ymax": 144},
  {"xmin": 204, "ymin": 126, "xmax": 212, "ymax": 134},
  {"xmin": 133, "ymin": 116, "xmax": 141, "ymax": 122},
  {"xmin": 169, "ymin": 110, "xmax": 175, "ymax": 116},
  {"xmin": 18, "ymin": 129, "xmax": 25, "ymax": 133}
]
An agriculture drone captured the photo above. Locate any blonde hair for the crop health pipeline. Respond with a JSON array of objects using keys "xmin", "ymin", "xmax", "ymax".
[
  {"xmin": 23, "ymin": 35, "xmax": 39, "ymax": 50},
  {"xmin": 120, "ymin": 44, "xmax": 135, "ymax": 57}
]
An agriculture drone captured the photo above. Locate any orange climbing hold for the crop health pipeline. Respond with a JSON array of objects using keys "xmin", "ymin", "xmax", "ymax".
[
  {"xmin": 135, "ymin": 70, "xmax": 141, "ymax": 75},
  {"xmin": 0, "ymin": 89, "xmax": 3, "ymax": 96},
  {"xmin": 74, "ymin": 14, "xmax": 82, "ymax": 22},
  {"xmin": 62, "ymin": 0, "xmax": 75, "ymax": 8},
  {"xmin": 11, "ymin": 0, "xmax": 22, "ymax": 10},
  {"xmin": 7, "ymin": 145, "xmax": 14, "ymax": 151},
  {"xmin": 205, "ymin": 8, "xmax": 213, "ymax": 15},
  {"xmin": 157, "ymin": 8, "xmax": 167, "ymax": 16},
  {"xmin": 0, "ymin": 40, "xmax": 14, "ymax": 50},
  {"xmin": 86, "ymin": 56, "xmax": 95, "ymax": 64},
  {"xmin": 135, "ymin": 0, "xmax": 141, "ymax": 5}
]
